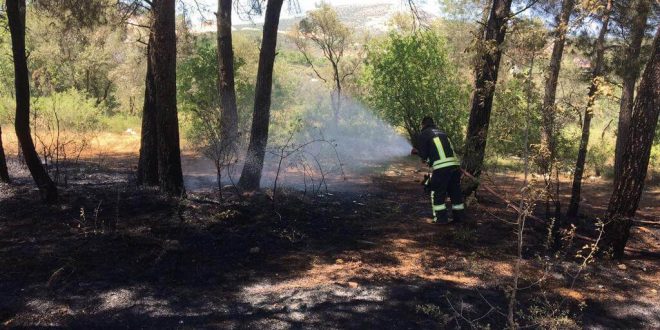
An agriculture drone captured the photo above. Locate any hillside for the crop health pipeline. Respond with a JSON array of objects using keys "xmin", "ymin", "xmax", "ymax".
[{"xmin": 193, "ymin": 3, "xmax": 435, "ymax": 34}]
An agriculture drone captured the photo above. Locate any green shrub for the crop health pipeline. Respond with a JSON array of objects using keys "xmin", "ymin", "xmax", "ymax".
[
  {"xmin": 33, "ymin": 89, "xmax": 105, "ymax": 133},
  {"xmin": 362, "ymin": 30, "xmax": 469, "ymax": 147}
]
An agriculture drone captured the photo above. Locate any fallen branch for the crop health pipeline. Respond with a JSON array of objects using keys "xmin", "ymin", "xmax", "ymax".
[{"xmin": 633, "ymin": 220, "xmax": 660, "ymax": 226}]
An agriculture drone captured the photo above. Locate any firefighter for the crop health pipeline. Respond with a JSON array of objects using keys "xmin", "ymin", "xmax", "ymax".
[{"xmin": 411, "ymin": 116, "xmax": 465, "ymax": 224}]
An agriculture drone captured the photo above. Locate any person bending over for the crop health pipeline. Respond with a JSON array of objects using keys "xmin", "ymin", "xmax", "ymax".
[{"xmin": 412, "ymin": 116, "xmax": 465, "ymax": 224}]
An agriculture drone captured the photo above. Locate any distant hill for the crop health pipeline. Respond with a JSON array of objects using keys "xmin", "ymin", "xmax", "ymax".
[{"xmin": 194, "ymin": 3, "xmax": 437, "ymax": 34}]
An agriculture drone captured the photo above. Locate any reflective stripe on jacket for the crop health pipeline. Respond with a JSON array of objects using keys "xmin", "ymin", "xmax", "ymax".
[{"xmin": 417, "ymin": 125, "xmax": 460, "ymax": 169}]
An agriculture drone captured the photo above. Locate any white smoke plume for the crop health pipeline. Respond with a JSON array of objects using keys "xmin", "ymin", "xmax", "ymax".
[{"xmin": 183, "ymin": 95, "xmax": 412, "ymax": 192}]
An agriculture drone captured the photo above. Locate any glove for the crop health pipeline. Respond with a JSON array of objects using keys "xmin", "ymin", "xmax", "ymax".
[{"xmin": 422, "ymin": 174, "xmax": 431, "ymax": 193}]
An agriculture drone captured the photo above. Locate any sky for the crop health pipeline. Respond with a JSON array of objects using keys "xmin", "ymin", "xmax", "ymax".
[{"xmin": 182, "ymin": 0, "xmax": 443, "ymax": 26}]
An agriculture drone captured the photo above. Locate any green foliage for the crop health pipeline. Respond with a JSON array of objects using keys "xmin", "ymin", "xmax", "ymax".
[
  {"xmin": 297, "ymin": 4, "xmax": 350, "ymax": 46},
  {"xmin": 0, "ymin": 96, "xmax": 13, "ymax": 126},
  {"xmin": 33, "ymin": 89, "xmax": 105, "ymax": 133},
  {"xmin": 179, "ymin": 38, "xmax": 221, "ymax": 145},
  {"xmin": 0, "ymin": 1, "xmax": 657, "ymax": 179},
  {"xmin": 26, "ymin": 6, "xmax": 125, "ymax": 110},
  {"xmin": 555, "ymin": 126, "xmax": 580, "ymax": 165},
  {"xmin": 505, "ymin": 18, "xmax": 547, "ymax": 64},
  {"xmin": 587, "ymin": 140, "xmax": 612, "ymax": 176},
  {"xmin": 489, "ymin": 77, "xmax": 542, "ymax": 157},
  {"xmin": 486, "ymin": 18, "xmax": 546, "ymax": 159},
  {"xmin": 0, "ymin": 14, "xmax": 14, "ymax": 102},
  {"xmin": 177, "ymin": 36, "xmax": 254, "ymax": 149},
  {"xmin": 362, "ymin": 30, "xmax": 468, "ymax": 147},
  {"xmin": 177, "ymin": 38, "xmax": 223, "ymax": 115}
]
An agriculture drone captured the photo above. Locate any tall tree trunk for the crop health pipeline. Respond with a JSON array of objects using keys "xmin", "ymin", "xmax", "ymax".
[
  {"xmin": 7, "ymin": 0, "xmax": 57, "ymax": 202},
  {"xmin": 542, "ymin": 0, "xmax": 575, "ymax": 251},
  {"xmin": 216, "ymin": 0, "xmax": 239, "ymax": 147},
  {"xmin": 567, "ymin": 0, "xmax": 612, "ymax": 218},
  {"xmin": 461, "ymin": 0, "xmax": 513, "ymax": 192},
  {"xmin": 613, "ymin": 0, "xmax": 650, "ymax": 182},
  {"xmin": 602, "ymin": 25, "xmax": 660, "ymax": 259},
  {"xmin": 238, "ymin": 0, "xmax": 285, "ymax": 191},
  {"xmin": 539, "ymin": 0, "xmax": 575, "ymax": 174},
  {"xmin": 0, "ymin": 126, "xmax": 9, "ymax": 183},
  {"xmin": 151, "ymin": 0, "xmax": 184, "ymax": 195},
  {"xmin": 137, "ymin": 40, "xmax": 159, "ymax": 186}
]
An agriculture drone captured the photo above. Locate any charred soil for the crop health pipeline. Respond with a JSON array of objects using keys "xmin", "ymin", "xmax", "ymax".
[{"xmin": 0, "ymin": 157, "xmax": 658, "ymax": 328}]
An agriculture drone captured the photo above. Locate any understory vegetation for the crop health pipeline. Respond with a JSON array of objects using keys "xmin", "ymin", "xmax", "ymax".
[
  {"xmin": 1, "ymin": 4, "xmax": 656, "ymax": 181},
  {"xmin": 0, "ymin": 0, "xmax": 658, "ymax": 328}
]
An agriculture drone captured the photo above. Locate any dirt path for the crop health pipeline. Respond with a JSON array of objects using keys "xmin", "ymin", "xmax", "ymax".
[{"xmin": 0, "ymin": 157, "xmax": 658, "ymax": 328}]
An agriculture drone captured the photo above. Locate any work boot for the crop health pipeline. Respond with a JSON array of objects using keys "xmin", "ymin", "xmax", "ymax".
[
  {"xmin": 452, "ymin": 210, "xmax": 465, "ymax": 223},
  {"xmin": 433, "ymin": 210, "xmax": 451, "ymax": 225}
]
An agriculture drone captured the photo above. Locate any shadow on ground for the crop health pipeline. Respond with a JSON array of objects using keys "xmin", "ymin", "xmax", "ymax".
[{"xmin": 1, "ymin": 157, "xmax": 658, "ymax": 328}]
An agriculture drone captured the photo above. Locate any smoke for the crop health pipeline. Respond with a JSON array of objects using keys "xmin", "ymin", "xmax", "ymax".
[
  {"xmin": 298, "ymin": 97, "xmax": 412, "ymax": 166},
  {"xmin": 183, "ymin": 96, "xmax": 413, "ymax": 192}
]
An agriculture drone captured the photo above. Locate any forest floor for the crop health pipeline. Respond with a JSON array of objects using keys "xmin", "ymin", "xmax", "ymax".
[{"xmin": 0, "ymin": 155, "xmax": 658, "ymax": 329}]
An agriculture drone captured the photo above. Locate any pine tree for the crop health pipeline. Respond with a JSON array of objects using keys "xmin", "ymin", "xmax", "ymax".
[
  {"xmin": 6, "ymin": 0, "xmax": 58, "ymax": 202},
  {"xmin": 603, "ymin": 25, "xmax": 660, "ymax": 259},
  {"xmin": 461, "ymin": 0, "xmax": 514, "ymax": 193},
  {"xmin": 238, "ymin": 0, "xmax": 285, "ymax": 191}
]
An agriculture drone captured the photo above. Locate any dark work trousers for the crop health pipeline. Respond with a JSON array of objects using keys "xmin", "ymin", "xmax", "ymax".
[{"xmin": 427, "ymin": 165, "xmax": 465, "ymax": 222}]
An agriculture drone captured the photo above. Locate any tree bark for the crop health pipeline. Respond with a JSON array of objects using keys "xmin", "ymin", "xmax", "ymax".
[
  {"xmin": 7, "ymin": 0, "xmax": 57, "ymax": 202},
  {"xmin": 613, "ymin": 0, "xmax": 650, "ymax": 182},
  {"xmin": 332, "ymin": 61, "xmax": 342, "ymax": 125},
  {"xmin": 216, "ymin": 0, "xmax": 239, "ymax": 147},
  {"xmin": 151, "ymin": 0, "xmax": 184, "ymax": 195},
  {"xmin": 539, "ymin": 0, "xmax": 575, "ymax": 174},
  {"xmin": 603, "ymin": 25, "xmax": 660, "ymax": 259},
  {"xmin": 567, "ymin": 0, "xmax": 612, "ymax": 218},
  {"xmin": 461, "ymin": 0, "xmax": 513, "ymax": 192},
  {"xmin": 137, "ymin": 40, "xmax": 159, "ymax": 186},
  {"xmin": 238, "ymin": 0, "xmax": 284, "ymax": 191},
  {"xmin": 0, "ymin": 126, "xmax": 9, "ymax": 183}
]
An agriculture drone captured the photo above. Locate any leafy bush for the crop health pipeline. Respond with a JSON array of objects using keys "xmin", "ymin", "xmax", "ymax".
[
  {"xmin": 587, "ymin": 138, "xmax": 613, "ymax": 177},
  {"xmin": 362, "ymin": 30, "xmax": 469, "ymax": 148},
  {"xmin": 33, "ymin": 89, "xmax": 105, "ymax": 133}
]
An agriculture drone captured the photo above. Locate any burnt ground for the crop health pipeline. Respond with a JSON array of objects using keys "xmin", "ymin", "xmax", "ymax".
[{"xmin": 0, "ymin": 156, "xmax": 658, "ymax": 329}]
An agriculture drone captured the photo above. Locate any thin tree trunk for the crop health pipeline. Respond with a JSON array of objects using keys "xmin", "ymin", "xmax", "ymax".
[
  {"xmin": 151, "ymin": 0, "xmax": 184, "ymax": 195},
  {"xmin": 567, "ymin": 0, "xmax": 612, "ymax": 218},
  {"xmin": 0, "ymin": 125, "xmax": 9, "ymax": 183},
  {"xmin": 238, "ymin": 0, "xmax": 285, "ymax": 191},
  {"xmin": 508, "ymin": 57, "xmax": 535, "ymax": 328},
  {"xmin": 543, "ymin": 0, "xmax": 575, "ymax": 251},
  {"xmin": 332, "ymin": 61, "xmax": 342, "ymax": 125},
  {"xmin": 603, "ymin": 25, "xmax": 659, "ymax": 259},
  {"xmin": 461, "ymin": 0, "xmax": 513, "ymax": 193},
  {"xmin": 539, "ymin": 0, "xmax": 575, "ymax": 174},
  {"xmin": 7, "ymin": 0, "xmax": 57, "ymax": 202},
  {"xmin": 217, "ymin": 0, "xmax": 239, "ymax": 147},
  {"xmin": 137, "ymin": 40, "xmax": 159, "ymax": 186},
  {"xmin": 613, "ymin": 0, "xmax": 650, "ymax": 182}
]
